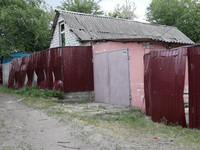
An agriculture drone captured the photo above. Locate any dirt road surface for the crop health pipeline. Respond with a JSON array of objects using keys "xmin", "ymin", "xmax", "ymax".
[
  {"xmin": 0, "ymin": 92, "xmax": 197, "ymax": 150},
  {"xmin": 0, "ymin": 92, "xmax": 100, "ymax": 150}
]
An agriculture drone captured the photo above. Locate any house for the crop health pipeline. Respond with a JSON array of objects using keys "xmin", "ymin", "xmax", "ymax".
[{"xmin": 50, "ymin": 10, "xmax": 194, "ymax": 109}]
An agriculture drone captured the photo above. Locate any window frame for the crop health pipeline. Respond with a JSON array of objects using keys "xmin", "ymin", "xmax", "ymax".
[{"xmin": 60, "ymin": 21, "xmax": 65, "ymax": 46}]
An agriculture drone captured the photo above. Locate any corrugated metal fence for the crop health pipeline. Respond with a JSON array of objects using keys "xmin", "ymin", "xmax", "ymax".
[
  {"xmin": 7, "ymin": 46, "xmax": 94, "ymax": 92},
  {"xmin": 144, "ymin": 45, "xmax": 200, "ymax": 129},
  {"xmin": 188, "ymin": 46, "xmax": 200, "ymax": 129},
  {"xmin": 0, "ymin": 65, "xmax": 2, "ymax": 84}
]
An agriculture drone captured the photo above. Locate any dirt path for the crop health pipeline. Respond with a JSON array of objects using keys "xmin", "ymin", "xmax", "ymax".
[
  {"xmin": 0, "ymin": 92, "xmax": 98, "ymax": 150},
  {"xmin": 0, "ymin": 92, "xmax": 143, "ymax": 150},
  {"xmin": 0, "ymin": 92, "xmax": 197, "ymax": 150}
]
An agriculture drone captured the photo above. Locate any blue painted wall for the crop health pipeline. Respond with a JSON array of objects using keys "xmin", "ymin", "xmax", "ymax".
[{"xmin": 2, "ymin": 52, "xmax": 30, "ymax": 64}]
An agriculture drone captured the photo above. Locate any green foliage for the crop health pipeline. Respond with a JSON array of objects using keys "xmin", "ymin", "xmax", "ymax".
[
  {"xmin": 48, "ymin": 6, "xmax": 56, "ymax": 22},
  {"xmin": 108, "ymin": 0, "xmax": 136, "ymax": 20},
  {"xmin": 0, "ymin": 85, "xmax": 64, "ymax": 99},
  {"xmin": 0, "ymin": 0, "xmax": 51, "ymax": 57},
  {"xmin": 57, "ymin": 0, "xmax": 103, "ymax": 15},
  {"xmin": 91, "ymin": 109, "xmax": 145, "ymax": 127},
  {"xmin": 146, "ymin": 0, "xmax": 200, "ymax": 43}
]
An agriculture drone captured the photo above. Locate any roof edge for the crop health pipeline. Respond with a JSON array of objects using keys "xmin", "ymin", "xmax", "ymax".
[
  {"xmin": 50, "ymin": 10, "xmax": 60, "ymax": 38},
  {"xmin": 78, "ymin": 37, "xmax": 194, "ymax": 45}
]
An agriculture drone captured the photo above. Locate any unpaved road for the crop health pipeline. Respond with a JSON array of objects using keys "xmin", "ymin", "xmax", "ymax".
[
  {"xmin": 0, "ymin": 92, "xmax": 141, "ymax": 150},
  {"xmin": 0, "ymin": 92, "xmax": 98, "ymax": 150},
  {"xmin": 0, "ymin": 92, "xmax": 197, "ymax": 150}
]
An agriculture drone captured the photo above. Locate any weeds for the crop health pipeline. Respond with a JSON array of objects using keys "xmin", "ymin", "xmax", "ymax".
[
  {"xmin": 98, "ymin": 105, "xmax": 106, "ymax": 110},
  {"xmin": 0, "ymin": 119, "xmax": 6, "ymax": 128},
  {"xmin": 0, "ymin": 85, "xmax": 64, "ymax": 99},
  {"xmin": 1, "ymin": 146, "xmax": 15, "ymax": 150}
]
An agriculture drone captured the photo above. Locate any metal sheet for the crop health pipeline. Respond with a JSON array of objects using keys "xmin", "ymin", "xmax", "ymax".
[
  {"xmin": 51, "ymin": 48, "xmax": 63, "ymax": 90},
  {"xmin": 144, "ymin": 54, "xmax": 152, "ymax": 116},
  {"xmin": 62, "ymin": 46, "xmax": 94, "ymax": 92},
  {"xmin": 188, "ymin": 46, "xmax": 200, "ymax": 129},
  {"xmin": 7, "ymin": 46, "xmax": 94, "ymax": 92},
  {"xmin": 14, "ymin": 58, "xmax": 27, "ymax": 89},
  {"xmin": 8, "ymin": 62, "xmax": 15, "ymax": 89},
  {"xmin": 25, "ymin": 54, "xmax": 34, "ymax": 87},
  {"xmin": 93, "ymin": 52, "xmax": 110, "ymax": 104},
  {"xmin": 144, "ymin": 48, "xmax": 187, "ymax": 127},
  {"xmin": 0, "ymin": 65, "xmax": 2, "ymax": 84},
  {"xmin": 94, "ymin": 49, "xmax": 130, "ymax": 106},
  {"xmin": 108, "ymin": 50, "xmax": 130, "ymax": 106}
]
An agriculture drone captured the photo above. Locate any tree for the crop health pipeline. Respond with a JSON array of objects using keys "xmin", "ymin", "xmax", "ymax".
[
  {"xmin": 146, "ymin": 0, "xmax": 200, "ymax": 43},
  {"xmin": 48, "ymin": 6, "xmax": 56, "ymax": 22},
  {"xmin": 0, "ymin": 0, "xmax": 51, "ymax": 57},
  {"xmin": 57, "ymin": 0, "xmax": 103, "ymax": 15},
  {"xmin": 108, "ymin": 0, "xmax": 137, "ymax": 20}
]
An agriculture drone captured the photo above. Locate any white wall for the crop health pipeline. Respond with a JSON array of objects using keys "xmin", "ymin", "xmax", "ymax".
[
  {"xmin": 50, "ymin": 14, "xmax": 90, "ymax": 48},
  {"xmin": 2, "ymin": 62, "xmax": 11, "ymax": 85},
  {"xmin": 2, "ymin": 62, "xmax": 38, "ymax": 86}
]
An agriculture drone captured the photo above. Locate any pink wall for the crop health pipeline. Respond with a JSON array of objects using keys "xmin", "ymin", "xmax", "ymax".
[{"xmin": 93, "ymin": 41, "xmax": 184, "ymax": 109}]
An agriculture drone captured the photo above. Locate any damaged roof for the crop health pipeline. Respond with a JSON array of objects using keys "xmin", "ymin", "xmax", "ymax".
[{"xmin": 50, "ymin": 10, "xmax": 194, "ymax": 44}]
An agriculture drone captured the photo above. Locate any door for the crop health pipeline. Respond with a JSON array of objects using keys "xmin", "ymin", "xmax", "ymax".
[{"xmin": 93, "ymin": 49, "xmax": 130, "ymax": 106}]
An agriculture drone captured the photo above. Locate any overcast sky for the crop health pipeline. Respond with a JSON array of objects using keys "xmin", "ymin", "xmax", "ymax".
[{"xmin": 45, "ymin": 0, "xmax": 151, "ymax": 22}]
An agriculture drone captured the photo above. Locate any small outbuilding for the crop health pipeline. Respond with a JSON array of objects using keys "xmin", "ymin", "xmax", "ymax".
[{"xmin": 50, "ymin": 10, "xmax": 194, "ymax": 109}]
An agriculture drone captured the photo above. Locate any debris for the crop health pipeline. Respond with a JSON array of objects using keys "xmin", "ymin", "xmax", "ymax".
[
  {"xmin": 38, "ymin": 118, "xmax": 48, "ymax": 121},
  {"xmin": 58, "ymin": 141, "xmax": 70, "ymax": 144},
  {"xmin": 6, "ymin": 97, "xmax": 25, "ymax": 104},
  {"xmin": 51, "ymin": 97, "xmax": 59, "ymax": 102},
  {"xmin": 153, "ymin": 137, "xmax": 158, "ymax": 139},
  {"xmin": 57, "ymin": 144, "xmax": 80, "ymax": 149},
  {"xmin": 15, "ymin": 126, "xmax": 22, "ymax": 129},
  {"xmin": 17, "ymin": 97, "xmax": 25, "ymax": 102}
]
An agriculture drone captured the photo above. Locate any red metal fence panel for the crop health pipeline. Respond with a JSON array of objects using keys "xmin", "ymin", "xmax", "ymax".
[
  {"xmin": 144, "ymin": 54, "xmax": 151, "ymax": 116},
  {"xmin": 7, "ymin": 46, "xmax": 93, "ymax": 92},
  {"xmin": 62, "ymin": 46, "xmax": 94, "ymax": 92},
  {"xmin": 25, "ymin": 54, "xmax": 34, "ymax": 87},
  {"xmin": 51, "ymin": 47, "xmax": 63, "ymax": 91},
  {"xmin": 188, "ymin": 45, "xmax": 200, "ymax": 129},
  {"xmin": 0, "ymin": 65, "xmax": 2, "ymax": 84},
  {"xmin": 144, "ymin": 48, "xmax": 187, "ymax": 127}
]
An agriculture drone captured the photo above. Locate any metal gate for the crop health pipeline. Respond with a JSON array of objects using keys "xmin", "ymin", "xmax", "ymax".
[{"xmin": 93, "ymin": 49, "xmax": 131, "ymax": 106}]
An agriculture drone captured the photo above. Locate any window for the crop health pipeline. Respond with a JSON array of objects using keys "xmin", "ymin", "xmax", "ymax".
[{"xmin": 60, "ymin": 22, "xmax": 65, "ymax": 46}]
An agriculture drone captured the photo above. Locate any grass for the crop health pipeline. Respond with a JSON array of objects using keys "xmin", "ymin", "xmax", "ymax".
[
  {"xmin": 0, "ymin": 119, "xmax": 6, "ymax": 128},
  {"xmin": 1, "ymin": 146, "xmax": 15, "ymax": 150},
  {"xmin": 0, "ymin": 85, "xmax": 64, "ymax": 99},
  {"xmin": 0, "ymin": 85, "xmax": 200, "ymax": 149}
]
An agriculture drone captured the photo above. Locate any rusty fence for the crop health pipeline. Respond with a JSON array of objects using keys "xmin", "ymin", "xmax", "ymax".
[
  {"xmin": 7, "ymin": 46, "xmax": 94, "ymax": 92},
  {"xmin": 144, "ymin": 45, "xmax": 200, "ymax": 129}
]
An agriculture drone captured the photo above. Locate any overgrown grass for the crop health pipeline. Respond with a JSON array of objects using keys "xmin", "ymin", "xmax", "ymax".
[{"xmin": 0, "ymin": 85, "xmax": 64, "ymax": 99}]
